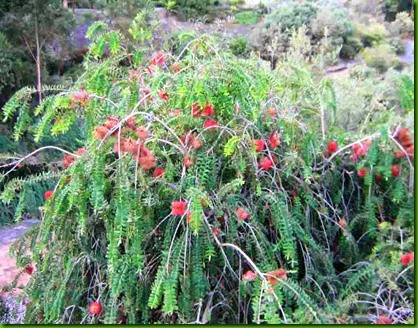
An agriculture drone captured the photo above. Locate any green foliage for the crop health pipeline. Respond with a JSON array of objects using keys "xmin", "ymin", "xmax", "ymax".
[
  {"xmin": 362, "ymin": 44, "xmax": 400, "ymax": 73},
  {"xmin": 251, "ymin": 1, "xmax": 356, "ymax": 65},
  {"xmin": 1, "ymin": 11, "xmax": 414, "ymax": 325},
  {"xmin": 235, "ymin": 11, "xmax": 260, "ymax": 25},
  {"xmin": 171, "ymin": 0, "xmax": 215, "ymax": 21},
  {"xmin": 228, "ymin": 36, "xmax": 251, "ymax": 58}
]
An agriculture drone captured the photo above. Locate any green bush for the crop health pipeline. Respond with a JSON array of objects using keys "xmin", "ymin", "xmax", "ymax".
[
  {"xmin": 263, "ymin": 1, "xmax": 318, "ymax": 33},
  {"xmin": 172, "ymin": 0, "xmax": 214, "ymax": 21},
  {"xmin": 235, "ymin": 11, "xmax": 260, "ymax": 25},
  {"xmin": 251, "ymin": 1, "xmax": 356, "ymax": 64},
  {"xmin": 388, "ymin": 36, "xmax": 405, "ymax": 55},
  {"xmin": 362, "ymin": 44, "xmax": 400, "ymax": 72},
  {"xmin": 340, "ymin": 36, "xmax": 363, "ymax": 59},
  {"xmin": 390, "ymin": 12, "xmax": 414, "ymax": 38},
  {"xmin": 1, "ymin": 13, "xmax": 414, "ymax": 325},
  {"xmin": 356, "ymin": 21, "xmax": 389, "ymax": 47},
  {"xmin": 228, "ymin": 36, "xmax": 251, "ymax": 57}
]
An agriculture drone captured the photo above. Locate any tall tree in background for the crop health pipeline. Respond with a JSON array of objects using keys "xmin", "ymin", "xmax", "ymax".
[{"xmin": 1, "ymin": 0, "xmax": 75, "ymax": 102}]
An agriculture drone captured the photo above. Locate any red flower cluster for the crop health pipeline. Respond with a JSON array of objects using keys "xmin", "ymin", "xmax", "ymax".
[
  {"xmin": 357, "ymin": 167, "xmax": 367, "ymax": 178},
  {"xmin": 327, "ymin": 141, "xmax": 338, "ymax": 153},
  {"xmin": 242, "ymin": 270, "xmax": 257, "ymax": 281},
  {"xmin": 69, "ymin": 89, "xmax": 90, "ymax": 108},
  {"xmin": 394, "ymin": 128, "xmax": 414, "ymax": 159},
  {"xmin": 391, "ymin": 164, "xmax": 400, "ymax": 178},
  {"xmin": 89, "ymin": 302, "xmax": 102, "ymax": 315},
  {"xmin": 136, "ymin": 145, "xmax": 156, "ymax": 170},
  {"xmin": 63, "ymin": 153, "xmax": 77, "ymax": 169},
  {"xmin": 203, "ymin": 119, "xmax": 219, "ymax": 129},
  {"xmin": 266, "ymin": 268, "xmax": 287, "ymax": 286},
  {"xmin": 153, "ymin": 168, "xmax": 165, "ymax": 178},
  {"xmin": 44, "ymin": 190, "xmax": 53, "ymax": 200},
  {"xmin": 150, "ymin": 52, "xmax": 166, "ymax": 67},
  {"xmin": 77, "ymin": 148, "xmax": 86, "ymax": 156},
  {"xmin": 94, "ymin": 117, "xmax": 157, "ymax": 171},
  {"xmin": 268, "ymin": 132, "xmax": 281, "ymax": 148},
  {"xmin": 171, "ymin": 201, "xmax": 187, "ymax": 216},
  {"xmin": 181, "ymin": 132, "xmax": 202, "ymax": 150},
  {"xmin": 192, "ymin": 102, "xmax": 215, "ymax": 118},
  {"xmin": 237, "ymin": 207, "xmax": 250, "ymax": 220},
  {"xmin": 171, "ymin": 62, "xmax": 180, "ymax": 72},
  {"xmin": 183, "ymin": 156, "xmax": 194, "ymax": 168},
  {"xmin": 253, "ymin": 139, "xmax": 265, "ymax": 152},
  {"xmin": 375, "ymin": 315, "xmax": 392, "ymax": 324},
  {"xmin": 350, "ymin": 140, "xmax": 371, "ymax": 162},
  {"xmin": 259, "ymin": 157, "xmax": 273, "ymax": 171},
  {"xmin": 25, "ymin": 264, "xmax": 34, "ymax": 275},
  {"xmin": 158, "ymin": 90, "xmax": 169, "ymax": 101},
  {"xmin": 401, "ymin": 252, "xmax": 414, "ymax": 266}
]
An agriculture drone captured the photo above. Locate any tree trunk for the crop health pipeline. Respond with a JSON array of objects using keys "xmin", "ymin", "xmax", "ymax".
[
  {"xmin": 72, "ymin": 0, "xmax": 76, "ymax": 13},
  {"xmin": 35, "ymin": 21, "xmax": 42, "ymax": 103},
  {"xmin": 63, "ymin": 0, "xmax": 68, "ymax": 8}
]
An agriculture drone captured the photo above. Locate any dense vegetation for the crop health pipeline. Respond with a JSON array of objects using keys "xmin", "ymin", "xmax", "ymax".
[{"xmin": 0, "ymin": 0, "xmax": 414, "ymax": 325}]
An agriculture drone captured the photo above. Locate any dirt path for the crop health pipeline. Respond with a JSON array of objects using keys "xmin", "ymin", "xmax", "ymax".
[{"xmin": 0, "ymin": 219, "xmax": 39, "ymax": 295}]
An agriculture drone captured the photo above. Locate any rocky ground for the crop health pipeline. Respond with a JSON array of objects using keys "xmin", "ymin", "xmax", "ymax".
[{"xmin": 0, "ymin": 219, "xmax": 39, "ymax": 323}]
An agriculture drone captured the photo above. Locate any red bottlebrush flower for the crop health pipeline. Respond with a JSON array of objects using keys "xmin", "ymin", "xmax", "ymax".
[
  {"xmin": 203, "ymin": 119, "xmax": 218, "ymax": 129},
  {"xmin": 406, "ymin": 145, "xmax": 414, "ymax": 158},
  {"xmin": 44, "ymin": 190, "xmax": 53, "ymax": 200},
  {"xmin": 243, "ymin": 270, "xmax": 257, "ymax": 281},
  {"xmin": 192, "ymin": 102, "xmax": 202, "ymax": 118},
  {"xmin": 237, "ymin": 207, "xmax": 250, "ymax": 220},
  {"xmin": 357, "ymin": 167, "xmax": 366, "ymax": 177},
  {"xmin": 375, "ymin": 173, "xmax": 382, "ymax": 182},
  {"xmin": 104, "ymin": 116, "xmax": 119, "ymax": 130},
  {"xmin": 266, "ymin": 269, "xmax": 287, "ymax": 286},
  {"xmin": 338, "ymin": 218, "xmax": 347, "ymax": 229},
  {"xmin": 375, "ymin": 315, "xmax": 392, "ymax": 324},
  {"xmin": 115, "ymin": 138, "xmax": 137, "ymax": 155},
  {"xmin": 136, "ymin": 126, "xmax": 149, "ymax": 140},
  {"xmin": 171, "ymin": 109, "xmax": 182, "ymax": 116},
  {"xmin": 186, "ymin": 212, "xmax": 192, "ymax": 223},
  {"xmin": 63, "ymin": 153, "xmax": 76, "ymax": 169},
  {"xmin": 401, "ymin": 252, "xmax": 414, "ymax": 266},
  {"xmin": 153, "ymin": 168, "xmax": 165, "ymax": 178},
  {"xmin": 352, "ymin": 141, "xmax": 371, "ymax": 161},
  {"xmin": 138, "ymin": 155, "xmax": 156, "ymax": 170},
  {"xmin": 268, "ymin": 132, "xmax": 281, "ymax": 148},
  {"xmin": 71, "ymin": 90, "xmax": 90, "ymax": 106},
  {"xmin": 125, "ymin": 116, "xmax": 137, "ymax": 129},
  {"xmin": 184, "ymin": 156, "xmax": 194, "ymax": 168},
  {"xmin": 94, "ymin": 126, "xmax": 110, "ymax": 141},
  {"xmin": 253, "ymin": 139, "xmax": 265, "ymax": 152},
  {"xmin": 327, "ymin": 141, "xmax": 338, "ymax": 153},
  {"xmin": 171, "ymin": 201, "xmax": 187, "ymax": 216},
  {"xmin": 391, "ymin": 164, "xmax": 400, "ymax": 177},
  {"xmin": 211, "ymin": 226, "xmax": 221, "ymax": 236},
  {"xmin": 158, "ymin": 90, "xmax": 168, "ymax": 101},
  {"xmin": 191, "ymin": 138, "xmax": 202, "ymax": 150},
  {"xmin": 259, "ymin": 157, "xmax": 273, "ymax": 170},
  {"xmin": 268, "ymin": 107, "xmax": 275, "ymax": 116},
  {"xmin": 88, "ymin": 302, "xmax": 102, "ymax": 315},
  {"xmin": 202, "ymin": 103, "xmax": 214, "ymax": 116},
  {"xmin": 77, "ymin": 148, "xmax": 86, "ymax": 156},
  {"xmin": 25, "ymin": 264, "xmax": 34, "ymax": 275},
  {"xmin": 150, "ymin": 52, "xmax": 166, "ymax": 67},
  {"xmin": 181, "ymin": 132, "xmax": 201, "ymax": 150},
  {"xmin": 171, "ymin": 62, "xmax": 180, "ymax": 72},
  {"xmin": 394, "ymin": 149, "xmax": 405, "ymax": 159},
  {"xmin": 143, "ymin": 88, "xmax": 152, "ymax": 100}
]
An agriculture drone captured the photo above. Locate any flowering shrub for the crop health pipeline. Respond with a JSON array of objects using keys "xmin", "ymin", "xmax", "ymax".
[{"xmin": 0, "ymin": 13, "xmax": 414, "ymax": 324}]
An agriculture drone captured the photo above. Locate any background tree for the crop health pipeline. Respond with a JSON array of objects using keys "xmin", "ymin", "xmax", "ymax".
[{"xmin": 1, "ymin": 0, "xmax": 75, "ymax": 102}]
